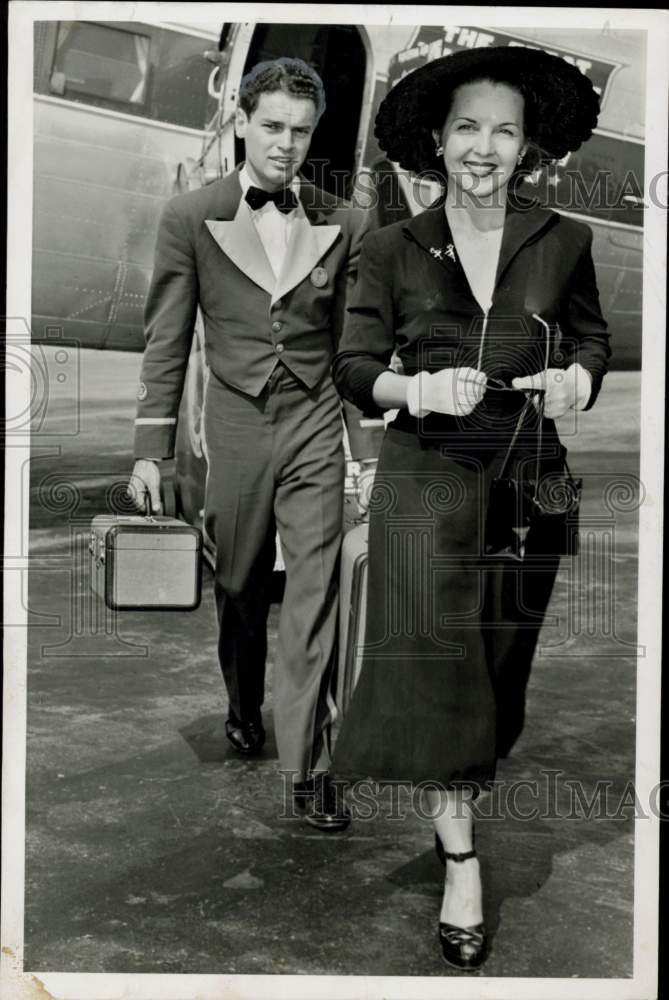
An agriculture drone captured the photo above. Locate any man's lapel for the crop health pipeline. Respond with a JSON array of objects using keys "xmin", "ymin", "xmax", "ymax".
[
  {"xmin": 272, "ymin": 210, "xmax": 341, "ymax": 306},
  {"xmin": 204, "ymin": 171, "xmax": 342, "ymax": 302},
  {"xmin": 204, "ymin": 170, "xmax": 276, "ymax": 296}
]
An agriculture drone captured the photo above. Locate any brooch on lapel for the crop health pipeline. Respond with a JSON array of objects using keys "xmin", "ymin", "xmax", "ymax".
[
  {"xmin": 429, "ymin": 244, "xmax": 457, "ymax": 262},
  {"xmin": 310, "ymin": 266, "xmax": 328, "ymax": 288}
]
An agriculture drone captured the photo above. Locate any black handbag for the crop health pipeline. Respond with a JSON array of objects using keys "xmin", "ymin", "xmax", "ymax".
[{"xmin": 485, "ymin": 391, "xmax": 582, "ymax": 560}]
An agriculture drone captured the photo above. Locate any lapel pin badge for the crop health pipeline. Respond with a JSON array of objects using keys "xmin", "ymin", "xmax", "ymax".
[
  {"xmin": 310, "ymin": 266, "xmax": 328, "ymax": 288},
  {"xmin": 445, "ymin": 243, "xmax": 456, "ymax": 261},
  {"xmin": 429, "ymin": 246, "xmax": 444, "ymax": 260}
]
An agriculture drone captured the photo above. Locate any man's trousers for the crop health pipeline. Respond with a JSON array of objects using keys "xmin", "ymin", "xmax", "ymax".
[{"xmin": 203, "ymin": 364, "xmax": 345, "ymax": 781}]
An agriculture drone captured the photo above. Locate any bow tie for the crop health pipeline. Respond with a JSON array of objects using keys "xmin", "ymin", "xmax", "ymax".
[{"xmin": 245, "ymin": 185, "xmax": 298, "ymax": 214}]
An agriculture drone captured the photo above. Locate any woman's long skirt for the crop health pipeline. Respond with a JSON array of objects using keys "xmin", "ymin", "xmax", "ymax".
[{"xmin": 333, "ymin": 422, "xmax": 561, "ymax": 788}]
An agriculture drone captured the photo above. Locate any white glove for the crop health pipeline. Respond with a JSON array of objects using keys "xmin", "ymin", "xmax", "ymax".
[
  {"xmin": 512, "ymin": 363, "xmax": 592, "ymax": 418},
  {"xmin": 406, "ymin": 367, "xmax": 487, "ymax": 417}
]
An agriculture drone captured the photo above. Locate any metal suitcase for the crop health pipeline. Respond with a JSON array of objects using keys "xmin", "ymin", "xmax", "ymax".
[
  {"xmin": 89, "ymin": 514, "xmax": 202, "ymax": 611},
  {"xmin": 335, "ymin": 520, "xmax": 369, "ymax": 720}
]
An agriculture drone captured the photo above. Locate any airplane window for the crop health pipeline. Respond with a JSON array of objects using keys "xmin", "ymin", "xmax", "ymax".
[
  {"xmin": 150, "ymin": 31, "xmax": 219, "ymax": 130},
  {"xmin": 41, "ymin": 21, "xmax": 218, "ymax": 130},
  {"xmin": 51, "ymin": 22, "xmax": 150, "ymax": 105}
]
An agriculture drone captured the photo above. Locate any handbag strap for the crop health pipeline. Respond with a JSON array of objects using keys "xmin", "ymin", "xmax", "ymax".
[
  {"xmin": 532, "ymin": 391, "xmax": 545, "ymax": 500},
  {"xmin": 498, "ymin": 314, "xmax": 553, "ymax": 485},
  {"xmin": 497, "ymin": 394, "xmax": 537, "ymax": 479}
]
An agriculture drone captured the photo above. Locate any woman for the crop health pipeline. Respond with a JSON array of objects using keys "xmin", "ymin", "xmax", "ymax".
[{"xmin": 332, "ymin": 47, "xmax": 610, "ymax": 970}]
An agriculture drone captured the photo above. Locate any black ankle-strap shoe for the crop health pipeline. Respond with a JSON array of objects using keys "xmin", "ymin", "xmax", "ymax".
[
  {"xmin": 438, "ymin": 846, "xmax": 488, "ymax": 971},
  {"xmin": 435, "ymin": 829, "xmax": 476, "ymax": 865},
  {"xmin": 439, "ymin": 920, "xmax": 487, "ymax": 971}
]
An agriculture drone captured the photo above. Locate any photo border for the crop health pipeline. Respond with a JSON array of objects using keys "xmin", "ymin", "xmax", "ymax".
[{"xmin": 3, "ymin": 3, "xmax": 667, "ymax": 998}]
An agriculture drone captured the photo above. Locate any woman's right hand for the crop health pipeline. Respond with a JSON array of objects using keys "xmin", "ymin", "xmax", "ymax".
[{"xmin": 406, "ymin": 367, "xmax": 487, "ymax": 417}]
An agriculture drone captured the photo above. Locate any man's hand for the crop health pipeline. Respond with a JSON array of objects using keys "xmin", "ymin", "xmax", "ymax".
[
  {"xmin": 512, "ymin": 363, "xmax": 592, "ymax": 418},
  {"xmin": 407, "ymin": 367, "xmax": 487, "ymax": 418},
  {"xmin": 128, "ymin": 459, "xmax": 162, "ymax": 514}
]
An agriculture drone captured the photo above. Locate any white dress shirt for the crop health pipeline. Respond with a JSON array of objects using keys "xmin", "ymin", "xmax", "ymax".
[{"xmin": 239, "ymin": 165, "xmax": 300, "ymax": 279}]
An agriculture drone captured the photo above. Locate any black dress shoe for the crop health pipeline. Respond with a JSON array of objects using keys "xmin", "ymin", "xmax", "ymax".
[
  {"xmin": 294, "ymin": 773, "xmax": 350, "ymax": 832},
  {"xmin": 225, "ymin": 717, "xmax": 265, "ymax": 755}
]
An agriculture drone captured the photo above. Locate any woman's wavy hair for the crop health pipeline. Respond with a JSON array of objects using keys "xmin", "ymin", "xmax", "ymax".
[{"xmin": 238, "ymin": 57, "xmax": 326, "ymax": 122}]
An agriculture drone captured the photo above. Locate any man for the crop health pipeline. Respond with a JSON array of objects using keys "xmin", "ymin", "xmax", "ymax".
[{"xmin": 128, "ymin": 58, "xmax": 378, "ymax": 830}]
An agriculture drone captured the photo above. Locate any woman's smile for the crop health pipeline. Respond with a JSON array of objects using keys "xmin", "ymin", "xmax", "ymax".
[
  {"xmin": 462, "ymin": 160, "xmax": 498, "ymax": 177},
  {"xmin": 437, "ymin": 80, "xmax": 527, "ymax": 197}
]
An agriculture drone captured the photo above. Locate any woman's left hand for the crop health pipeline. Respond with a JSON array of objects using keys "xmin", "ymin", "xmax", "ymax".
[{"xmin": 511, "ymin": 363, "xmax": 592, "ymax": 418}]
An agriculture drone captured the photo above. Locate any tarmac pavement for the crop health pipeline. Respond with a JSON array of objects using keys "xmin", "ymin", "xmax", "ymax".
[{"xmin": 21, "ymin": 348, "xmax": 641, "ymax": 978}]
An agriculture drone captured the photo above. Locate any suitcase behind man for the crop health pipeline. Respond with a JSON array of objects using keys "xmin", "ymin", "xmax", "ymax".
[
  {"xmin": 335, "ymin": 520, "xmax": 369, "ymax": 724},
  {"xmin": 90, "ymin": 514, "xmax": 202, "ymax": 611}
]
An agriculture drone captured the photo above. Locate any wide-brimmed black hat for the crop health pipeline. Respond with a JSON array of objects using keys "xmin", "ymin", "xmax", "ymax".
[{"xmin": 375, "ymin": 45, "xmax": 600, "ymax": 175}]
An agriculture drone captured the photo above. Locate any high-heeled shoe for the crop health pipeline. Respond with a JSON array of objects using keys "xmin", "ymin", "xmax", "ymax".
[{"xmin": 438, "ymin": 847, "xmax": 488, "ymax": 971}]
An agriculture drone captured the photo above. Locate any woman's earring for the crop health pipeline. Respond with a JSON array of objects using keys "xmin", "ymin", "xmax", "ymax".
[
  {"xmin": 517, "ymin": 151, "xmax": 526, "ymax": 165},
  {"xmin": 435, "ymin": 143, "xmax": 444, "ymax": 156}
]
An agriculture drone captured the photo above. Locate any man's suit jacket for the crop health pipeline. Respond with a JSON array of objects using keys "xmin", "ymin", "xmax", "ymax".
[{"xmin": 134, "ymin": 167, "xmax": 380, "ymax": 461}]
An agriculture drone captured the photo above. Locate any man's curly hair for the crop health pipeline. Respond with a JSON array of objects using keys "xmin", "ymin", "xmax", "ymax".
[
  {"xmin": 375, "ymin": 47, "xmax": 600, "ymax": 182},
  {"xmin": 238, "ymin": 57, "xmax": 326, "ymax": 122}
]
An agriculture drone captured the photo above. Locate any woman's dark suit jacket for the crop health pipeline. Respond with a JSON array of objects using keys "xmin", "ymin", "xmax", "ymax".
[
  {"xmin": 331, "ymin": 195, "xmax": 612, "ymax": 786},
  {"xmin": 333, "ymin": 195, "xmax": 611, "ymax": 445}
]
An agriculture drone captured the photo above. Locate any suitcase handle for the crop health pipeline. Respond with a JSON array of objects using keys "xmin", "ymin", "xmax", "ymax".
[
  {"xmin": 143, "ymin": 477, "xmax": 177, "ymax": 520},
  {"xmin": 143, "ymin": 490, "xmax": 158, "ymax": 523}
]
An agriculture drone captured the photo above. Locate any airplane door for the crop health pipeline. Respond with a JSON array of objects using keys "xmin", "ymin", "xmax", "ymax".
[{"xmin": 237, "ymin": 24, "xmax": 367, "ymax": 197}]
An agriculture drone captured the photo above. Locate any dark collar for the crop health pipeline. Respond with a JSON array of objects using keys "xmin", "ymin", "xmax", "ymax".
[
  {"xmin": 212, "ymin": 167, "xmax": 243, "ymax": 221},
  {"xmin": 403, "ymin": 192, "xmax": 558, "ymax": 285},
  {"xmin": 297, "ymin": 179, "xmax": 339, "ymax": 226}
]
